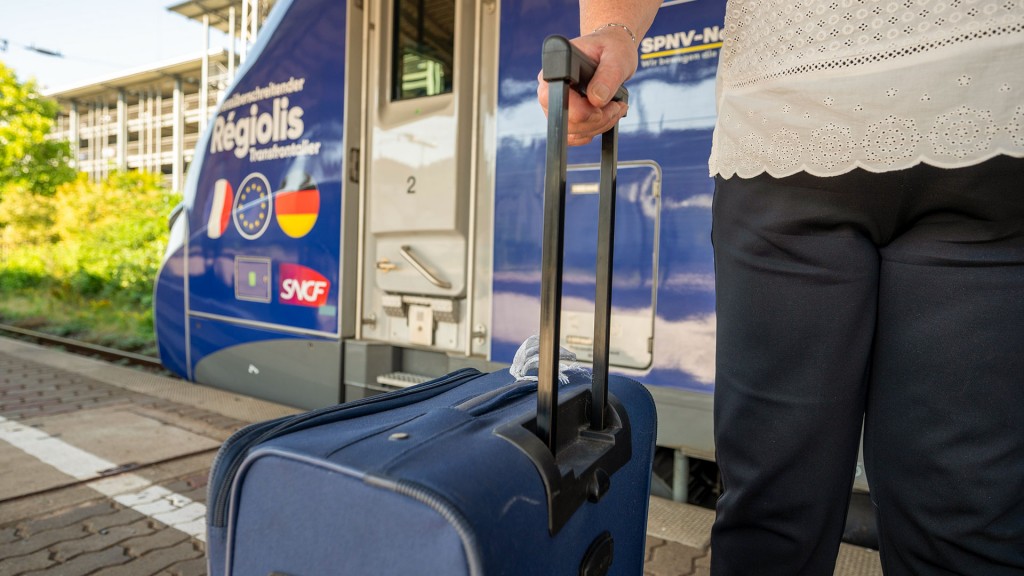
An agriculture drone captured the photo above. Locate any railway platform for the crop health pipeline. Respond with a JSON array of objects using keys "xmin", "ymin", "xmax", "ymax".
[{"xmin": 0, "ymin": 336, "xmax": 883, "ymax": 575}]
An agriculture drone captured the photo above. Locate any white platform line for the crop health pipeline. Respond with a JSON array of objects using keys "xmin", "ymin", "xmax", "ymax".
[{"xmin": 0, "ymin": 415, "xmax": 207, "ymax": 542}]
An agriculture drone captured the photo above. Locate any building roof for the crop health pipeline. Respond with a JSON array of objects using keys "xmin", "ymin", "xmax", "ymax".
[
  {"xmin": 44, "ymin": 50, "xmax": 229, "ymax": 105},
  {"xmin": 168, "ymin": 0, "xmax": 278, "ymax": 34}
]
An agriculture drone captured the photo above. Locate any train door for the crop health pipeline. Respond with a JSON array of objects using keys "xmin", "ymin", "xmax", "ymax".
[
  {"xmin": 559, "ymin": 162, "xmax": 661, "ymax": 371},
  {"xmin": 356, "ymin": 0, "xmax": 487, "ymax": 360}
]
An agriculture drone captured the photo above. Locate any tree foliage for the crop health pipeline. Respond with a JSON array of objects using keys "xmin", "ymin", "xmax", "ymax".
[
  {"xmin": 0, "ymin": 60, "xmax": 75, "ymax": 197},
  {"xmin": 0, "ymin": 63, "xmax": 166, "ymax": 351}
]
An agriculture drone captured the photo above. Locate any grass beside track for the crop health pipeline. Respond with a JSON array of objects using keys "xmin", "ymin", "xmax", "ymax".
[{"xmin": 0, "ymin": 286, "xmax": 156, "ymax": 357}]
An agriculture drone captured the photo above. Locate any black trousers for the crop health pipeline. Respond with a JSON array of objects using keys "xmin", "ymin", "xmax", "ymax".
[{"xmin": 709, "ymin": 156, "xmax": 1024, "ymax": 576}]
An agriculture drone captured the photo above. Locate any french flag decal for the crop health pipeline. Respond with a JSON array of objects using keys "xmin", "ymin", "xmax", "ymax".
[{"xmin": 207, "ymin": 179, "xmax": 233, "ymax": 239}]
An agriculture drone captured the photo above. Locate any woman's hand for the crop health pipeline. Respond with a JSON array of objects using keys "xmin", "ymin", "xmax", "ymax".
[{"xmin": 536, "ymin": 28, "xmax": 638, "ymax": 146}]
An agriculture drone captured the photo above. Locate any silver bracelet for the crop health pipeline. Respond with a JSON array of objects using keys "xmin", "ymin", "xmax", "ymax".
[{"xmin": 593, "ymin": 22, "xmax": 637, "ymax": 46}]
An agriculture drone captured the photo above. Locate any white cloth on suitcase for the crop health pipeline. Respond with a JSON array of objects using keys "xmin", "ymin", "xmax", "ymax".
[{"xmin": 510, "ymin": 335, "xmax": 584, "ymax": 385}]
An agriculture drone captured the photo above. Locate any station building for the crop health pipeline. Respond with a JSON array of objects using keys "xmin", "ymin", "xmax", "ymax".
[{"xmin": 45, "ymin": 0, "xmax": 276, "ymax": 192}]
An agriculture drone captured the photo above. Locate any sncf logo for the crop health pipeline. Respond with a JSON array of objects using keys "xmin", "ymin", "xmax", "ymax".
[{"xmin": 279, "ymin": 263, "xmax": 330, "ymax": 307}]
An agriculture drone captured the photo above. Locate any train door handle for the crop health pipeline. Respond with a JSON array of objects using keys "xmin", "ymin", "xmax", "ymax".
[
  {"xmin": 376, "ymin": 258, "xmax": 398, "ymax": 273},
  {"xmin": 399, "ymin": 245, "xmax": 452, "ymax": 290}
]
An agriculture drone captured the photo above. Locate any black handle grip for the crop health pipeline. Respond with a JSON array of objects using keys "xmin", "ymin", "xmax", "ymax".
[{"xmin": 542, "ymin": 35, "xmax": 629, "ymax": 104}]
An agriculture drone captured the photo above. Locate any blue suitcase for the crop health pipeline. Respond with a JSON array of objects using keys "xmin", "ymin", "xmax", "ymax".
[{"xmin": 205, "ymin": 36, "xmax": 657, "ymax": 576}]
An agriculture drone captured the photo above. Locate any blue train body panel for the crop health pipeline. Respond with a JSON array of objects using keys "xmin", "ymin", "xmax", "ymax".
[
  {"xmin": 155, "ymin": 0, "xmax": 726, "ymax": 409},
  {"xmin": 187, "ymin": 0, "xmax": 346, "ymax": 334},
  {"xmin": 155, "ymin": 233, "xmax": 188, "ymax": 378},
  {"xmin": 493, "ymin": 1, "xmax": 722, "ymax": 393}
]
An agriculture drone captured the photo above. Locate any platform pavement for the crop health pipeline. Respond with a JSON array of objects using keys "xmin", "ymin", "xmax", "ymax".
[{"xmin": 0, "ymin": 336, "xmax": 882, "ymax": 575}]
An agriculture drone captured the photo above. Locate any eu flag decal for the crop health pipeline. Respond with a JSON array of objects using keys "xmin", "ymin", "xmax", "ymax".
[{"xmin": 233, "ymin": 172, "xmax": 273, "ymax": 240}]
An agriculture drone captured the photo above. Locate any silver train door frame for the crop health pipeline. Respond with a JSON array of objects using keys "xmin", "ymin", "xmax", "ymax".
[{"xmin": 354, "ymin": 0, "xmax": 497, "ymax": 364}]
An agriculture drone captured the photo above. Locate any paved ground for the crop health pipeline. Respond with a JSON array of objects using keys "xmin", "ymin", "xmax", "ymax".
[{"xmin": 0, "ymin": 336, "xmax": 882, "ymax": 575}]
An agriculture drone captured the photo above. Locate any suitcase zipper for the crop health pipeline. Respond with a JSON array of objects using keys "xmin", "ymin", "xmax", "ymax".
[{"xmin": 208, "ymin": 368, "xmax": 482, "ymax": 528}]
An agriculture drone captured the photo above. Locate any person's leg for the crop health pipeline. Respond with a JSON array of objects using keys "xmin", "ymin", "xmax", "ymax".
[
  {"xmin": 710, "ymin": 171, "xmax": 893, "ymax": 575},
  {"xmin": 865, "ymin": 156, "xmax": 1024, "ymax": 576}
]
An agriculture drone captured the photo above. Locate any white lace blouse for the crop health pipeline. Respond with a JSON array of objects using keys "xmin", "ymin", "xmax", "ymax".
[{"xmin": 709, "ymin": 0, "xmax": 1024, "ymax": 179}]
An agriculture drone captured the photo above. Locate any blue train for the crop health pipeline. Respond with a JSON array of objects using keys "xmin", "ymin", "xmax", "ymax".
[{"xmin": 154, "ymin": 0, "xmax": 769, "ymax": 476}]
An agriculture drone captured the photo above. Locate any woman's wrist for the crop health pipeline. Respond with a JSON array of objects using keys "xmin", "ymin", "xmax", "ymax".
[{"xmin": 592, "ymin": 22, "xmax": 637, "ymax": 46}]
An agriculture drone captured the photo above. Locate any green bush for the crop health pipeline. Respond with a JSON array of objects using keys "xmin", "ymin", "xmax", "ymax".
[
  {"xmin": 47, "ymin": 172, "xmax": 175, "ymax": 304},
  {"xmin": 0, "ymin": 170, "xmax": 174, "ymax": 352},
  {"xmin": 0, "ymin": 63, "xmax": 164, "ymax": 353},
  {"xmin": 0, "ymin": 267, "xmax": 45, "ymax": 290}
]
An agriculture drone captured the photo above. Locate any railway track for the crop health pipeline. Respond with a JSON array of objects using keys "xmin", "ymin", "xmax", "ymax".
[{"xmin": 0, "ymin": 322, "xmax": 168, "ymax": 374}]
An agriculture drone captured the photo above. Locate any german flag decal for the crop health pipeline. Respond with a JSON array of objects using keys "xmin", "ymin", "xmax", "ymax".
[{"xmin": 275, "ymin": 174, "xmax": 320, "ymax": 239}]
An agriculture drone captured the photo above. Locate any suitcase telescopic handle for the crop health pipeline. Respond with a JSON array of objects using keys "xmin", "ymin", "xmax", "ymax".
[
  {"xmin": 491, "ymin": 37, "xmax": 633, "ymax": 535},
  {"xmin": 538, "ymin": 35, "xmax": 628, "ymax": 455}
]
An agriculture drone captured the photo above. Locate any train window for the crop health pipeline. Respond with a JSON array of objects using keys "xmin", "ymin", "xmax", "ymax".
[{"xmin": 391, "ymin": 0, "xmax": 455, "ymax": 101}]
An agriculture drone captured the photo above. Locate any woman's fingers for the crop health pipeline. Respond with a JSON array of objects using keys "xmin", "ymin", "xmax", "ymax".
[{"xmin": 536, "ymin": 63, "xmax": 629, "ymax": 146}]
